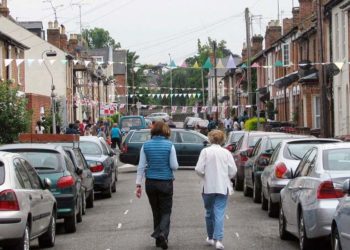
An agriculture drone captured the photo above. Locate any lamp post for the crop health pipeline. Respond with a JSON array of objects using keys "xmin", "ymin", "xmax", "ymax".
[
  {"xmin": 168, "ymin": 54, "xmax": 173, "ymax": 108},
  {"xmin": 42, "ymin": 49, "xmax": 57, "ymax": 134}
]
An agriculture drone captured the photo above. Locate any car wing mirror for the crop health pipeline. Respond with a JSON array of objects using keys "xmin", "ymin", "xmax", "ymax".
[
  {"xmin": 43, "ymin": 178, "xmax": 52, "ymax": 190},
  {"xmin": 342, "ymin": 179, "xmax": 350, "ymax": 194}
]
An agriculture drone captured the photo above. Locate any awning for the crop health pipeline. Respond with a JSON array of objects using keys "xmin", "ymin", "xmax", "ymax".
[
  {"xmin": 274, "ymin": 71, "xmax": 299, "ymax": 88},
  {"xmin": 299, "ymin": 72, "xmax": 318, "ymax": 83}
]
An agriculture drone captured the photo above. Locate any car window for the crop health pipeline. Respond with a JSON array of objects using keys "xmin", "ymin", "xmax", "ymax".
[
  {"xmin": 121, "ymin": 118, "xmax": 142, "ymax": 128},
  {"xmin": 73, "ymin": 150, "xmax": 86, "ymax": 169},
  {"xmin": 323, "ymin": 148, "xmax": 350, "ymax": 171},
  {"xmin": 252, "ymin": 139, "xmax": 262, "ymax": 156},
  {"xmin": 300, "ymin": 149, "xmax": 317, "ymax": 176},
  {"xmin": 235, "ymin": 136, "xmax": 244, "ymax": 151},
  {"xmin": 294, "ymin": 150, "xmax": 313, "ymax": 178},
  {"xmin": 0, "ymin": 162, "xmax": 5, "ymax": 185},
  {"xmin": 130, "ymin": 132, "xmax": 151, "ymax": 142},
  {"xmin": 269, "ymin": 143, "xmax": 281, "ymax": 164},
  {"xmin": 229, "ymin": 132, "xmax": 244, "ymax": 144},
  {"xmin": 21, "ymin": 159, "xmax": 42, "ymax": 189},
  {"xmin": 269, "ymin": 138, "xmax": 286, "ymax": 150},
  {"xmin": 284, "ymin": 141, "xmax": 337, "ymax": 160},
  {"xmin": 179, "ymin": 131, "xmax": 205, "ymax": 143},
  {"xmin": 65, "ymin": 155, "xmax": 76, "ymax": 173},
  {"xmin": 13, "ymin": 159, "xmax": 32, "ymax": 189},
  {"xmin": 248, "ymin": 135, "xmax": 263, "ymax": 148},
  {"xmin": 99, "ymin": 140, "xmax": 109, "ymax": 155},
  {"xmin": 80, "ymin": 141, "xmax": 102, "ymax": 155}
]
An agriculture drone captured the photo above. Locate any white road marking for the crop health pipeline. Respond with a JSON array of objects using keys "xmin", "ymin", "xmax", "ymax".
[
  {"xmin": 225, "ymin": 214, "xmax": 230, "ymax": 220},
  {"xmin": 235, "ymin": 232, "xmax": 240, "ymax": 239},
  {"xmin": 124, "ymin": 210, "xmax": 129, "ymax": 215},
  {"xmin": 117, "ymin": 223, "xmax": 122, "ymax": 229}
]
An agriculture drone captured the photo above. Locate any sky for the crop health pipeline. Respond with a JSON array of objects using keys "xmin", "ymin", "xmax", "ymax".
[{"xmin": 7, "ymin": 0, "xmax": 298, "ymax": 65}]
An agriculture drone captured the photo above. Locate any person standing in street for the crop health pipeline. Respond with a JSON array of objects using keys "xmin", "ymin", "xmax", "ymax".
[
  {"xmin": 195, "ymin": 130, "xmax": 237, "ymax": 250},
  {"xmin": 223, "ymin": 116, "xmax": 233, "ymax": 135},
  {"xmin": 35, "ymin": 120, "xmax": 45, "ymax": 134},
  {"xmin": 110, "ymin": 123, "xmax": 122, "ymax": 150},
  {"xmin": 135, "ymin": 121, "xmax": 179, "ymax": 249}
]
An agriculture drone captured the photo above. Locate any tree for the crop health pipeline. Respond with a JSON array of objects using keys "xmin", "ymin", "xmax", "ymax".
[
  {"xmin": 0, "ymin": 80, "xmax": 32, "ymax": 143},
  {"xmin": 82, "ymin": 27, "xmax": 121, "ymax": 49}
]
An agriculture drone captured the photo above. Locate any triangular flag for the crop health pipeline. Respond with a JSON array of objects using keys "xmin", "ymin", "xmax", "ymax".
[
  {"xmin": 84, "ymin": 60, "xmax": 91, "ymax": 67},
  {"xmin": 226, "ymin": 55, "xmax": 236, "ymax": 69},
  {"xmin": 73, "ymin": 60, "xmax": 79, "ymax": 65},
  {"xmin": 216, "ymin": 59, "xmax": 225, "ymax": 69},
  {"xmin": 27, "ymin": 59, "xmax": 35, "ymax": 67},
  {"xmin": 16, "ymin": 59, "xmax": 24, "ymax": 66},
  {"xmin": 4, "ymin": 59, "xmax": 13, "ymax": 67},
  {"xmin": 241, "ymin": 63, "xmax": 247, "ymax": 68},
  {"xmin": 275, "ymin": 60, "xmax": 284, "ymax": 67},
  {"xmin": 49, "ymin": 59, "xmax": 56, "ymax": 65},
  {"xmin": 38, "ymin": 59, "xmax": 44, "ymax": 65},
  {"xmin": 60, "ymin": 59, "xmax": 67, "ymax": 65},
  {"xmin": 169, "ymin": 60, "xmax": 177, "ymax": 68},
  {"xmin": 335, "ymin": 62, "xmax": 344, "ymax": 70},
  {"xmin": 193, "ymin": 61, "xmax": 200, "ymax": 69},
  {"xmin": 202, "ymin": 58, "xmax": 213, "ymax": 69},
  {"xmin": 251, "ymin": 62, "xmax": 260, "ymax": 68},
  {"xmin": 180, "ymin": 61, "xmax": 188, "ymax": 68}
]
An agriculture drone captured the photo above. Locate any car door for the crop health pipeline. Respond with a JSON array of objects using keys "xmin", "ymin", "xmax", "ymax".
[
  {"xmin": 261, "ymin": 142, "xmax": 281, "ymax": 197},
  {"xmin": 99, "ymin": 140, "xmax": 115, "ymax": 178},
  {"xmin": 176, "ymin": 131, "xmax": 208, "ymax": 166},
  {"xmin": 13, "ymin": 158, "xmax": 42, "ymax": 236},
  {"xmin": 21, "ymin": 158, "xmax": 52, "ymax": 234},
  {"xmin": 245, "ymin": 138, "xmax": 262, "ymax": 188},
  {"xmin": 75, "ymin": 149, "xmax": 93, "ymax": 193}
]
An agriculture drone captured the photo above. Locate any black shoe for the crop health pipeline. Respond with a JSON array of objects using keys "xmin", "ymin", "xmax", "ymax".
[
  {"xmin": 156, "ymin": 238, "xmax": 161, "ymax": 247},
  {"xmin": 158, "ymin": 235, "xmax": 168, "ymax": 250}
]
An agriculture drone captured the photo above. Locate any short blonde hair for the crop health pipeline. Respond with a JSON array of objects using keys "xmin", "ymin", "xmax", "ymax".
[{"xmin": 208, "ymin": 130, "xmax": 225, "ymax": 145}]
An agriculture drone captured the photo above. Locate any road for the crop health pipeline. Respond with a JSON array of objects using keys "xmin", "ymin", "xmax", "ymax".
[{"xmin": 33, "ymin": 166, "xmax": 331, "ymax": 250}]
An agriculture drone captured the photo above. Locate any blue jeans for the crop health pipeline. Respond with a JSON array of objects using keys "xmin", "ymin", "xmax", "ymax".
[{"xmin": 202, "ymin": 193, "xmax": 228, "ymax": 241}]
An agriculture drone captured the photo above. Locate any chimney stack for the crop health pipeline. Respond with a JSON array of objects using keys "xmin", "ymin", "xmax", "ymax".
[
  {"xmin": 241, "ymin": 42, "xmax": 247, "ymax": 62},
  {"xmin": 60, "ymin": 25, "xmax": 68, "ymax": 52},
  {"xmin": 264, "ymin": 20, "xmax": 282, "ymax": 49},
  {"xmin": 292, "ymin": 7, "xmax": 300, "ymax": 27},
  {"xmin": 299, "ymin": 0, "xmax": 313, "ymax": 21},
  {"xmin": 0, "ymin": 0, "xmax": 10, "ymax": 17},
  {"xmin": 47, "ymin": 20, "xmax": 60, "ymax": 48},
  {"xmin": 283, "ymin": 18, "xmax": 294, "ymax": 34},
  {"xmin": 68, "ymin": 34, "xmax": 79, "ymax": 55},
  {"xmin": 251, "ymin": 35, "xmax": 263, "ymax": 56}
]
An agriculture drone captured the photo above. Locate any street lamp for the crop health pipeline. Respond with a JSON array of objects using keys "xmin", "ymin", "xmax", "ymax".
[
  {"xmin": 168, "ymin": 53, "xmax": 173, "ymax": 108},
  {"xmin": 42, "ymin": 49, "xmax": 57, "ymax": 134}
]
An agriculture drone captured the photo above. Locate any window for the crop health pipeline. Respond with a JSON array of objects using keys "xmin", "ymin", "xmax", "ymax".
[
  {"xmin": 341, "ymin": 12, "xmax": 346, "ymax": 59},
  {"xmin": 93, "ymin": 56, "xmax": 104, "ymax": 63},
  {"xmin": 269, "ymin": 143, "xmax": 281, "ymax": 164},
  {"xmin": 64, "ymin": 156, "xmax": 76, "ymax": 173},
  {"xmin": 335, "ymin": 13, "xmax": 339, "ymax": 60},
  {"xmin": 80, "ymin": 141, "xmax": 102, "ymax": 155},
  {"xmin": 300, "ymin": 149, "xmax": 317, "ymax": 176},
  {"xmin": 179, "ymin": 132, "xmax": 204, "ymax": 143},
  {"xmin": 130, "ymin": 132, "xmax": 150, "ymax": 143},
  {"xmin": 21, "ymin": 159, "xmax": 41, "ymax": 189},
  {"xmin": 282, "ymin": 44, "xmax": 290, "ymax": 66},
  {"xmin": 14, "ymin": 159, "xmax": 32, "ymax": 189},
  {"xmin": 323, "ymin": 148, "xmax": 350, "ymax": 171},
  {"xmin": 313, "ymin": 96, "xmax": 320, "ymax": 129}
]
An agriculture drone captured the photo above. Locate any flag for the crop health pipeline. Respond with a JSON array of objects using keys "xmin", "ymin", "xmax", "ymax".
[
  {"xmin": 182, "ymin": 106, "xmax": 187, "ymax": 113},
  {"xmin": 171, "ymin": 106, "xmax": 177, "ymax": 113}
]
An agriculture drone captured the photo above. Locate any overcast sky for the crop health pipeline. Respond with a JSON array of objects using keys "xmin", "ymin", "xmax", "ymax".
[{"xmin": 8, "ymin": 0, "xmax": 298, "ymax": 65}]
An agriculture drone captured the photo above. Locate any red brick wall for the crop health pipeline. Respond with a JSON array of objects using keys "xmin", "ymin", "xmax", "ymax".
[
  {"xmin": 115, "ymin": 75, "xmax": 126, "ymax": 95},
  {"xmin": 265, "ymin": 25, "xmax": 282, "ymax": 49},
  {"xmin": 26, "ymin": 93, "xmax": 51, "ymax": 133},
  {"xmin": 47, "ymin": 28, "xmax": 60, "ymax": 49}
]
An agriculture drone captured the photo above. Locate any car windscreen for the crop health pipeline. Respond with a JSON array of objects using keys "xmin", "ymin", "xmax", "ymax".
[
  {"xmin": 248, "ymin": 135, "xmax": 263, "ymax": 148},
  {"xmin": 130, "ymin": 132, "xmax": 151, "ymax": 142},
  {"xmin": 268, "ymin": 138, "xmax": 288, "ymax": 150},
  {"xmin": 79, "ymin": 141, "xmax": 102, "ymax": 156},
  {"xmin": 121, "ymin": 118, "xmax": 142, "ymax": 129},
  {"xmin": 229, "ymin": 132, "xmax": 244, "ymax": 143},
  {"xmin": 0, "ymin": 162, "xmax": 4, "ymax": 185},
  {"xmin": 5, "ymin": 150, "xmax": 63, "ymax": 172},
  {"xmin": 323, "ymin": 148, "xmax": 350, "ymax": 171}
]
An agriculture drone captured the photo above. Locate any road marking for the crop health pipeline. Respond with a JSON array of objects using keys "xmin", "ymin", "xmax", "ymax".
[
  {"xmin": 225, "ymin": 214, "xmax": 230, "ymax": 220},
  {"xmin": 117, "ymin": 223, "xmax": 122, "ymax": 229},
  {"xmin": 235, "ymin": 232, "xmax": 240, "ymax": 239},
  {"xmin": 124, "ymin": 210, "xmax": 129, "ymax": 215}
]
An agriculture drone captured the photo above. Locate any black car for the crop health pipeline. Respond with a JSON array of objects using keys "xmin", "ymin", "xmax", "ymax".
[{"xmin": 120, "ymin": 128, "xmax": 209, "ymax": 166}]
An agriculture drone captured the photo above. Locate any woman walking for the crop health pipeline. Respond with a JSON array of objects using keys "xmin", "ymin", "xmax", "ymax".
[
  {"xmin": 110, "ymin": 123, "xmax": 122, "ymax": 150},
  {"xmin": 135, "ymin": 121, "xmax": 179, "ymax": 249},
  {"xmin": 195, "ymin": 130, "xmax": 237, "ymax": 250}
]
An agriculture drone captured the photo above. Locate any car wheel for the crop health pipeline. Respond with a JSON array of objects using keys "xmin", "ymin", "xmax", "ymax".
[
  {"xmin": 235, "ymin": 174, "xmax": 243, "ymax": 191},
  {"xmin": 103, "ymin": 183, "xmax": 112, "ymax": 198},
  {"xmin": 279, "ymin": 204, "xmax": 291, "ymax": 240},
  {"xmin": 261, "ymin": 189, "xmax": 268, "ymax": 211},
  {"xmin": 86, "ymin": 189, "xmax": 94, "ymax": 208},
  {"xmin": 64, "ymin": 207, "xmax": 77, "ymax": 233},
  {"xmin": 38, "ymin": 210, "xmax": 56, "ymax": 248},
  {"xmin": 77, "ymin": 196, "xmax": 83, "ymax": 223},
  {"xmin": 299, "ymin": 211, "xmax": 312, "ymax": 250},
  {"xmin": 253, "ymin": 176, "xmax": 261, "ymax": 203},
  {"xmin": 13, "ymin": 222, "xmax": 30, "ymax": 250},
  {"xmin": 268, "ymin": 197, "xmax": 279, "ymax": 218},
  {"xmin": 332, "ymin": 224, "xmax": 342, "ymax": 250},
  {"xmin": 243, "ymin": 178, "xmax": 252, "ymax": 197}
]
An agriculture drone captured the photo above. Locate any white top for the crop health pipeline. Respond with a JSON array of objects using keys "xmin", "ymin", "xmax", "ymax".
[
  {"xmin": 195, "ymin": 144, "xmax": 237, "ymax": 195},
  {"xmin": 224, "ymin": 118, "xmax": 233, "ymax": 129},
  {"xmin": 233, "ymin": 121, "xmax": 240, "ymax": 130},
  {"xmin": 35, "ymin": 125, "xmax": 45, "ymax": 134}
]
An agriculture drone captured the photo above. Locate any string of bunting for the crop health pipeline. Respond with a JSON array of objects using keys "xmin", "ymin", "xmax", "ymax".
[{"xmin": 1, "ymin": 55, "xmax": 347, "ymax": 70}]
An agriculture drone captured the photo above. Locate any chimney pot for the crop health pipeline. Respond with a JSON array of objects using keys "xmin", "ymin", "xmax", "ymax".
[
  {"xmin": 54, "ymin": 20, "xmax": 59, "ymax": 29},
  {"xmin": 48, "ymin": 21, "xmax": 53, "ymax": 29}
]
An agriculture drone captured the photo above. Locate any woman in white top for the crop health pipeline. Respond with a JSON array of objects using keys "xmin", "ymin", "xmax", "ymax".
[
  {"xmin": 195, "ymin": 130, "xmax": 237, "ymax": 250},
  {"xmin": 35, "ymin": 120, "xmax": 45, "ymax": 134}
]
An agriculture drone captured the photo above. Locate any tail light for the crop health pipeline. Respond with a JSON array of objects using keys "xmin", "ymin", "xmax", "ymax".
[
  {"xmin": 57, "ymin": 176, "xmax": 75, "ymax": 189},
  {"xmin": 275, "ymin": 162, "xmax": 288, "ymax": 178},
  {"xmin": 90, "ymin": 163, "xmax": 104, "ymax": 173},
  {"xmin": 0, "ymin": 189, "xmax": 20, "ymax": 211},
  {"xmin": 317, "ymin": 180, "xmax": 344, "ymax": 199},
  {"xmin": 239, "ymin": 151, "xmax": 249, "ymax": 162}
]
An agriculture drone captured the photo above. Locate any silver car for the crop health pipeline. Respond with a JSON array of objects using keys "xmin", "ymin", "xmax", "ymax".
[
  {"xmin": 279, "ymin": 143, "xmax": 350, "ymax": 250},
  {"xmin": 331, "ymin": 179, "xmax": 350, "ymax": 250},
  {"xmin": 261, "ymin": 138, "xmax": 340, "ymax": 217},
  {"xmin": 0, "ymin": 151, "xmax": 56, "ymax": 250}
]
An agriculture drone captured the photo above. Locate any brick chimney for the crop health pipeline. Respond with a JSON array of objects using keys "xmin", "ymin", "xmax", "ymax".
[
  {"xmin": 0, "ymin": 0, "xmax": 10, "ymax": 17},
  {"xmin": 241, "ymin": 42, "xmax": 247, "ymax": 62},
  {"xmin": 68, "ymin": 34, "xmax": 78, "ymax": 55},
  {"xmin": 60, "ymin": 25, "xmax": 68, "ymax": 52},
  {"xmin": 47, "ymin": 20, "xmax": 60, "ymax": 48},
  {"xmin": 251, "ymin": 35, "xmax": 263, "ymax": 56},
  {"xmin": 292, "ymin": 7, "xmax": 300, "ymax": 27},
  {"xmin": 299, "ymin": 0, "xmax": 313, "ymax": 21},
  {"xmin": 264, "ymin": 20, "xmax": 282, "ymax": 49},
  {"xmin": 283, "ymin": 18, "xmax": 293, "ymax": 34}
]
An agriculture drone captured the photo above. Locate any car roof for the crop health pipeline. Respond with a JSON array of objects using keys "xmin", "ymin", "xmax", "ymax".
[
  {"xmin": 262, "ymin": 134, "xmax": 309, "ymax": 139},
  {"xmin": 0, "ymin": 151, "xmax": 22, "ymax": 159},
  {"xmin": 281, "ymin": 138, "xmax": 341, "ymax": 144},
  {"xmin": 0, "ymin": 143, "xmax": 64, "ymax": 151},
  {"xmin": 80, "ymin": 136, "xmax": 101, "ymax": 142},
  {"xmin": 314, "ymin": 142, "xmax": 350, "ymax": 150}
]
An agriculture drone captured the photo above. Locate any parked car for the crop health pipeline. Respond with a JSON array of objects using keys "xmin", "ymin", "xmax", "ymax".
[
  {"xmin": 232, "ymin": 131, "xmax": 283, "ymax": 191},
  {"xmin": 331, "ymin": 179, "xmax": 350, "ymax": 250},
  {"xmin": 183, "ymin": 117, "xmax": 203, "ymax": 129},
  {"xmin": 261, "ymin": 138, "xmax": 341, "ymax": 218},
  {"xmin": 0, "ymin": 144, "xmax": 84, "ymax": 233},
  {"xmin": 146, "ymin": 112, "xmax": 170, "ymax": 122},
  {"xmin": 0, "ymin": 151, "xmax": 56, "ymax": 249},
  {"xmin": 79, "ymin": 136, "xmax": 118, "ymax": 198},
  {"xmin": 120, "ymin": 128, "xmax": 209, "ymax": 166},
  {"xmin": 223, "ymin": 130, "xmax": 244, "ymax": 152},
  {"xmin": 243, "ymin": 134, "xmax": 308, "ymax": 202},
  {"xmin": 119, "ymin": 115, "xmax": 148, "ymax": 134},
  {"xmin": 279, "ymin": 143, "xmax": 350, "ymax": 250}
]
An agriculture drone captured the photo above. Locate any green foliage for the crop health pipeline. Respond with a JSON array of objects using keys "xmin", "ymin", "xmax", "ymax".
[
  {"xmin": 0, "ymin": 80, "xmax": 32, "ymax": 143},
  {"xmin": 244, "ymin": 117, "xmax": 266, "ymax": 131},
  {"xmin": 110, "ymin": 113, "xmax": 120, "ymax": 124},
  {"xmin": 82, "ymin": 27, "xmax": 121, "ymax": 49}
]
